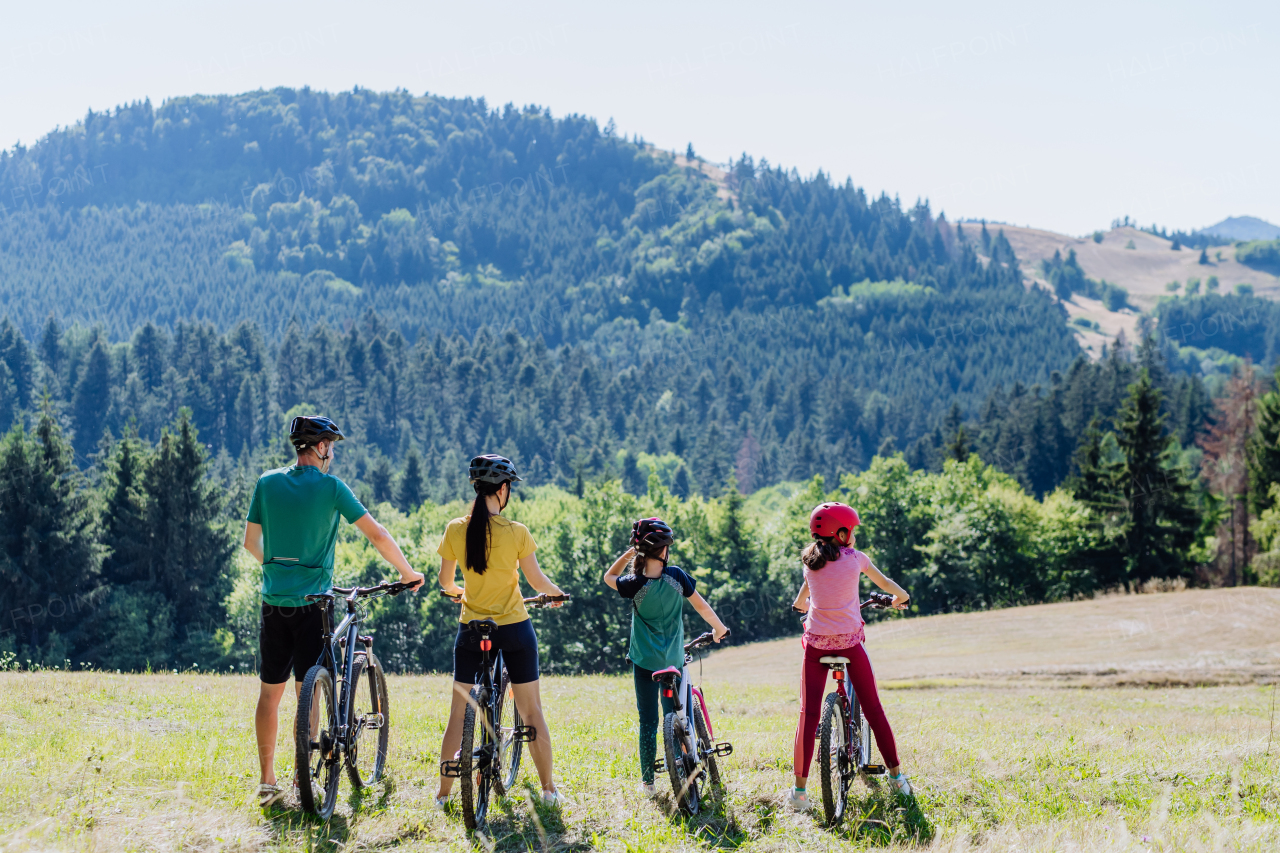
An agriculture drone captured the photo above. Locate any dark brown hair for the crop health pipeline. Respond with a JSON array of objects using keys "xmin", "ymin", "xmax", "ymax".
[
  {"xmin": 801, "ymin": 536, "xmax": 842, "ymax": 572},
  {"xmin": 464, "ymin": 481, "xmax": 505, "ymax": 574}
]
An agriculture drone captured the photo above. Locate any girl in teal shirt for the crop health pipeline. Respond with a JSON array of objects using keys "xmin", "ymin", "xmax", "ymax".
[{"xmin": 604, "ymin": 517, "xmax": 729, "ymax": 797}]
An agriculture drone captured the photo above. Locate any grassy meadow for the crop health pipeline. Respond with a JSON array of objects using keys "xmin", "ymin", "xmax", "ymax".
[{"xmin": 0, "ymin": 665, "xmax": 1276, "ymax": 852}]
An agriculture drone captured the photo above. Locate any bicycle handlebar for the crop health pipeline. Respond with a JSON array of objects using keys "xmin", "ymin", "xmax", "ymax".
[
  {"xmin": 305, "ymin": 581, "xmax": 413, "ymax": 604},
  {"xmin": 523, "ymin": 593, "xmax": 571, "ymax": 608},
  {"xmin": 684, "ymin": 629, "xmax": 729, "ymax": 653},
  {"xmin": 790, "ymin": 591, "xmax": 908, "ymax": 619}
]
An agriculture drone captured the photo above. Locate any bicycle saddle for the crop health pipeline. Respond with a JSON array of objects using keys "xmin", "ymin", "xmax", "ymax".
[
  {"xmin": 649, "ymin": 666, "xmax": 681, "ymax": 681},
  {"xmin": 466, "ymin": 618, "xmax": 498, "ymax": 635},
  {"xmin": 818, "ymin": 656, "xmax": 850, "ymax": 665}
]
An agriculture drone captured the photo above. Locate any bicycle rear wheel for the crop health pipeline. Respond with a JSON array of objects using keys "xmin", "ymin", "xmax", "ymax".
[
  {"xmin": 663, "ymin": 711, "xmax": 701, "ymax": 816},
  {"xmin": 818, "ymin": 692, "xmax": 850, "ymax": 827},
  {"xmin": 691, "ymin": 694, "xmax": 721, "ymax": 790},
  {"xmin": 296, "ymin": 665, "xmax": 341, "ymax": 818},
  {"xmin": 347, "ymin": 652, "xmax": 390, "ymax": 789},
  {"xmin": 458, "ymin": 685, "xmax": 495, "ymax": 830},
  {"xmin": 851, "ymin": 693, "xmax": 872, "ymax": 771},
  {"xmin": 494, "ymin": 666, "xmax": 524, "ymax": 796}
]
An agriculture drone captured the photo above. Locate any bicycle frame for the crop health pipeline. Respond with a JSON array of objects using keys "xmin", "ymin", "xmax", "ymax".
[{"xmin": 315, "ymin": 588, "xmax": 383, "ymax": 752}]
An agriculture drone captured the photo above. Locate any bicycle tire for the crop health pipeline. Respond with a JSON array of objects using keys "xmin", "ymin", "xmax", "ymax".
[
  {"xmin": 459, "ymin": 685, "xmax": 494, "ymax": 830},
  {"xmin": 818, "ymin": 692, "xmax": 849, "ymax": 827},
  {"xmin": 347, "ymin": 652, "xmax": 390, "ymax": 789},
  {"xmin": 494, "ymin": 666, "xmax": 523, "ymax": 796},
  {"xmin": 851, "ymin": 692, "xmax": 872, "ymax": 771},
  {"xmin": 296, "ymin": 665, "xmax": 341, "ymax": 818},
  {"xmin": 691, "ymin": 693, "xmax": 721, "ymax": 790},
  {"xmin": 663, "ymin": 711, "xmax": 700, "ymax": 816}
]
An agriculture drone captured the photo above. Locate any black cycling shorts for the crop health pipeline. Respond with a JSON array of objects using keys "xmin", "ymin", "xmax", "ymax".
[
  {"xmin": 453, "ymin": 618, "xmax": 540, "ymax": 685},
  {"xmin": 259, "ymin": 603, "xmax": 325, "ymax": 684}
]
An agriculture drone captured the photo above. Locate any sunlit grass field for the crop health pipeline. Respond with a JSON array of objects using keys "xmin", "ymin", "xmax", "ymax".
[{"xmin": 0, "ymin": 668, "xmax": 1276, "ymax": 852}]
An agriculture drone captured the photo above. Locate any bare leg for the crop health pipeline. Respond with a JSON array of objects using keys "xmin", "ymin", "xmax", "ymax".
[
  {"xmin": 511, "ymin": 680, "xmax": 555, "ymax": 792},
  {"xmin": 255, "ymin": 680, "xmax": 291, "ymax": 785},
  {"xmin": 436, "ymin": 681, "xmax": 474, "ymax": 798}
]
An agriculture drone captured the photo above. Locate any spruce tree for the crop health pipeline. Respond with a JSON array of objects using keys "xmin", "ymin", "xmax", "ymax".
[
  {"xmin": 1248, "ymin": 363, "xmax": 1280, "ymax": 516},
  {"xmin": 1114, "ymin": 369, "xmax": 1199, "ymax": 583},
  {"xmin": 100, "ymin": 433, "xmax": 151, "ymax": 586},
  {"xmin": 72, "ymin": 339, "xmax": 112, "ymax": 457},
  {"xmin": 138, "ymin": 410, "xmax": 234, "ymax": 631},
  {"xmin": 0, "ymin": 319, "xmax": 36, "ymax": 412},
  {"xmin": 0, "ymin": 409, "xmax": 102, "ymax": 659},
  {"xmin": 397, "ymin": 448, "xmax": 424, "ymax": 512}
]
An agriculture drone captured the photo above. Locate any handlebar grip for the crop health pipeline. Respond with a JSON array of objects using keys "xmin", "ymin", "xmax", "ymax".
[{"xmin": 438, "ymin": 588, "xmax": 463, "ymax": 601}]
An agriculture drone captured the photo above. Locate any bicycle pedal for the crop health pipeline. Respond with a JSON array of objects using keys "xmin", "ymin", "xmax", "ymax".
[
  {"xmin": 653, "ymin": 758, "xmax": 665, "ymax": 772},
  {"xmin": 364, "ymin": 713, "xmax": 384, "ymax": 729},
  {"xmin": 712, "ymin": 742, "xmax": 734, "ymax": 757},
  {"xmin": 439, "ymin": 759, "xmax": 464, "ymax": 778},
  {"xmin": 513, "ymin": 725, "xmax": 537, "ymax": 743},
  {"xmin": 863, "ymin": 764, "xmax": 886, "ymax": 775}
]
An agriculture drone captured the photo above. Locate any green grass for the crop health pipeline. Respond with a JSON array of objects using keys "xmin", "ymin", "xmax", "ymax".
[{"xmin": 0, "ymin": 672, "xmax": 1277, "ymax": 851}]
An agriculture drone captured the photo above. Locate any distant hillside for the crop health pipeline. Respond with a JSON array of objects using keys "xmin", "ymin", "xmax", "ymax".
[
  {"xmin": 704, "ymin": 587, "xmax": 1280, "ymax": 688},
  {"xmin": 962, "ymin": 222, "xmax": 1280, "ymax": 359},
  {"xmin": 1200, "ymin": 215, "xmax": 1280, "ymax": 242},
  {"xmin": 0, "ymin": 87, "xmax": 1081, "ymax": 490}
]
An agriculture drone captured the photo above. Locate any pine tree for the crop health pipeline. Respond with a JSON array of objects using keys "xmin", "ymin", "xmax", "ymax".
[
  {"xmin": 397, "ymin": 448, "xmax": 424, "ymax": 512},
  {"xmin": 1114, "ymin": 369, "xmax": 1199, "ymax": 583},
  {"xmin": 670, "ymin": 464, "xmax": 691, "ymax": 500},
  {"xmin": 370, "ymin": 456, "xmax": 394, "ymax": 504},
  {"xmin": 38, "ymin": 315, "xmax": 62, "ymax": 380},
  {"xmin": 0, "ymin": 319, "xmax": 36, "ymax": 412},
  {"xmin": 0, "ymin": 408, "xmax": 103, "ymax": 659}
]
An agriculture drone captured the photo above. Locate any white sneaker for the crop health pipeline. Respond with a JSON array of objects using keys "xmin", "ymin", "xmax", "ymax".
[
  {"xmin": 256, "ymin": 783, "xmax": 285, "ymax": 808},
  {"xmin": 541, "ymin": 788, "xmax": 562, "ymax": 807},
  {"xmin": 637, "ymin": 781, "xmax": 656, "ymax": 798},
  {"xmin": 890, "ymin": 773, "xmax": 913, "ymax": 797},
  {"xmin": 786, "ymin": 789, "xmax": 811, "ymax": 811},
  {"xmin": 434, "ymin": 792, "xmax": 450, "ymax": 810}
]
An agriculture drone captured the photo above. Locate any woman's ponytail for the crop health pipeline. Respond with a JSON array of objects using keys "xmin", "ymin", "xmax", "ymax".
[
  {"xmin": 464, "ymin": 481, "xmax": 503, "ymax": 575},
  {"xmin": 801, "ymin": 536, "xmax": 843, "ymax": 572}
]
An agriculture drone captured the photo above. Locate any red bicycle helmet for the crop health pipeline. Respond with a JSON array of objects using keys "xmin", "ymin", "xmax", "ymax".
[{"xmin": 809, "ymin": 502, "xmax": 860, "ymax": 538}]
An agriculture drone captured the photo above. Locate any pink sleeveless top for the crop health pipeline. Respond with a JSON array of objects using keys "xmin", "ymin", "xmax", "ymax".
[{"xmin": 803, "ymin": 547, "xmax": 868, "ymax": 650}]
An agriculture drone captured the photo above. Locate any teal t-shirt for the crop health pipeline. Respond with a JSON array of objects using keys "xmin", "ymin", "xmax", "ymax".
[
  {"xmin": 616, "ymin": 565, "xmax": 697, "ymax": 671},
  {"xmin": 246, "ymin": 465, "xmax": 368, "ymax": 606}
]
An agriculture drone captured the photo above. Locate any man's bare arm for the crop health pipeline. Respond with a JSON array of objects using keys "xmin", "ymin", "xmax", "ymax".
[
  {"xmin": 243, "ymin": 521, "xmax": 264, "ymax": 563},
  {"xmin": 353, "ymin": 513, "xmax": 424, "ymax": 589}
]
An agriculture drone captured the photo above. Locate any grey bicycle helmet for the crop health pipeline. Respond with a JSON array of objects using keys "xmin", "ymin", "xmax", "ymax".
[
  {"xmin": 289, "ymin": 415, "xmax": 345, "ymax": 450},
  {"xmin": 468, "ymin": 454, "xmax": 522, "ymax": 490}
]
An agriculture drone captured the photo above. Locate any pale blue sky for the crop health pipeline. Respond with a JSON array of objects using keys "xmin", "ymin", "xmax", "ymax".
[{"xmin": 2, "ymin": 0, "xmax": 1274, "ymax": 235}]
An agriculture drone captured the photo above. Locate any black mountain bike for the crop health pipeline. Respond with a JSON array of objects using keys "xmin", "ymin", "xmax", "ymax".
[
  {"xmin": 795, "ymin": 591, "xmax": 902, "ymax": 827},
  {"xmin": 439, "ymin": 591, "xmax": 571, "ymax": 830},
  {"xmin": 295, "ymin": 580, "xmax": 414, "ymax": 818}
]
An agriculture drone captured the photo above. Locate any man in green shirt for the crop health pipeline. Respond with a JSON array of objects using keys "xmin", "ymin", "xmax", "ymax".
[{"xmin": 243, "ymin": 415, "xmax": 423, "ymax": 807}]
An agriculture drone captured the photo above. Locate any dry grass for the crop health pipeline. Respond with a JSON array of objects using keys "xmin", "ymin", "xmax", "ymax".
[{"xmin": 1, "ymin": 590, "xmax": 1278, "ymax": 851}]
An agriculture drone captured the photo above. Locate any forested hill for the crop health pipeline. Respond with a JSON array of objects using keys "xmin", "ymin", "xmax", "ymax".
[{"xmin": 0, "ymin": 87, "xmax": 1083, "ymax": 495}]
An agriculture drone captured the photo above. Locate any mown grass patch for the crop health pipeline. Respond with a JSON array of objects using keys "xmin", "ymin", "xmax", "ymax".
[{"xmin": 0, "ymin": 672, "xmax": 1276, "ymax": 851}]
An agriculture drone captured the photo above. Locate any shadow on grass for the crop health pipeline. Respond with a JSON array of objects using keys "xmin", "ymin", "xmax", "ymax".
[
  {"xmin": 659, "ymin": 782, "xmax": 754, "ymax": 850},
  {"xmin": 819, "ymin": 781, "xmax": 935, "ymax": 846},
  {"xmin": 261, "ymin": 773, "xmax": 399, "ymax": 852},
  {"xmin": 420, "ymin": 780, "xmax": 594, "ymax": 853}
]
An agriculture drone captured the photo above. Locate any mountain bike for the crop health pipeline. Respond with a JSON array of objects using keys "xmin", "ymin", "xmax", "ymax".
[
  {"xmin": 650, "ymin": 630, "xmax": 735, "ymax": 816},
  {"xmin": 439, "ymin": 591, "xmax": 571, "ymax": 830},
  {"xmin": 804, "ymin": 590, "xmax": 901, "ymax": 827},
  {"xmin": 295, "ymin": 580, "xmax": 415, "ymax": 818}
]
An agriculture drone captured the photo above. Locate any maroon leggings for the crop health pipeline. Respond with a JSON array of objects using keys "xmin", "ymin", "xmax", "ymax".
[{"xmin": 793, "ymin": 642, "xmax": 899, "ymax": 778}]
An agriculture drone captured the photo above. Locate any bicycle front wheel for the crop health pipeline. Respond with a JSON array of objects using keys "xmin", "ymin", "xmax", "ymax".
[
  {"xmin": 296, "ymin": 665, "xmax": 341, "ymax": 818},
  {"xmin": 494, "ymin": 666, "xmax": 523, "ymax": 796},
  {"xmin": 663, "ymin": 711, "xmax": 701, "ymax": 816},
  {"xmin": 458, "ymin": 685, "xmax": 495, "ymax": 830},
  {"xmin": 818, "ymin": 692, "xmax": 850, "ymax": 827},
  {"xmin": 347, "ymin": 652, "xmax": 390, "ymax": 789}
]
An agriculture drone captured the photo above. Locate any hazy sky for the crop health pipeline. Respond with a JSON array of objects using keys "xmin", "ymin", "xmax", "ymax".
[{"xmin": 3, "ymin": 1, "xmax": 1275, "ymax": 235}]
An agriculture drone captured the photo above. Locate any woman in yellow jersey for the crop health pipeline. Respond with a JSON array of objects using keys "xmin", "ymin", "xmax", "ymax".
[{"xmin": 435, "ymin": 454, "xmax": 568, "ymax": 807}]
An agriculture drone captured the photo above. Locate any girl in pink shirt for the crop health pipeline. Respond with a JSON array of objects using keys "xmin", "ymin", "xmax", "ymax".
[{"xmin": 788, "ymin": 501, "xmax": 913, "ymax": 810}]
